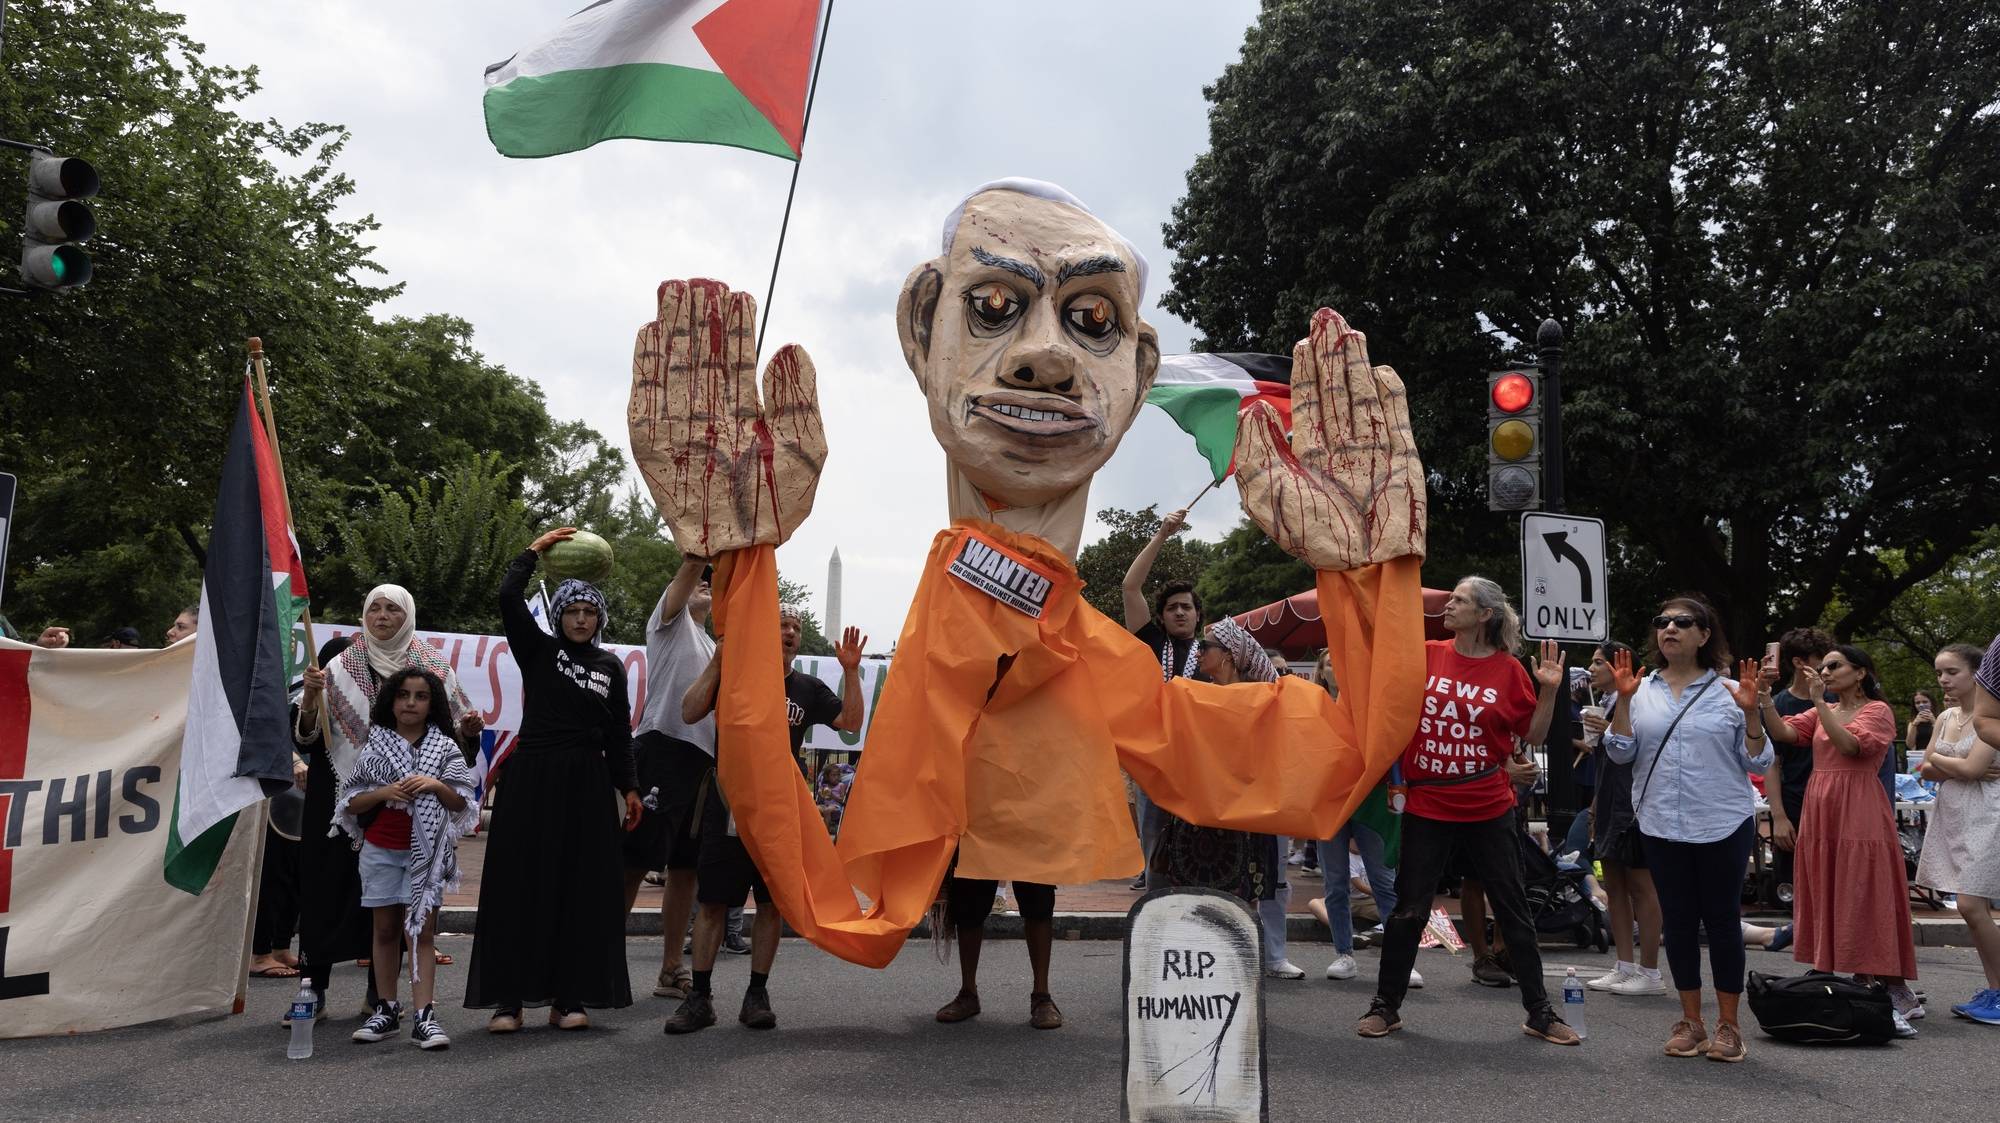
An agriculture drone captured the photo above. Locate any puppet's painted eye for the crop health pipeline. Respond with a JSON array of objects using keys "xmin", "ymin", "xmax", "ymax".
[
  {"xmin": 966, "ymin": 283, "xmax": 1022, "ymax": 330},
  {"xmin": 1063, "ymin": 294, "xmax": 1119, "ymax": 342}
]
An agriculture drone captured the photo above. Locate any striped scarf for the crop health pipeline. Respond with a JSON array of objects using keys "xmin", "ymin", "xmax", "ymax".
[
  {"xmin": 336, "ymin": 724, "xmax": 477, "ymax": 983},
  {"xmin": 322, "ymin": 637, "xmax": 471, "ymax": 793}
]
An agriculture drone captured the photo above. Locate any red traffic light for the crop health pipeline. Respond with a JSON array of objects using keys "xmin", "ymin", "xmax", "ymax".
[{"xmin": 1491, "ymin": 372, "xmax": 1535, "ymax": 413}]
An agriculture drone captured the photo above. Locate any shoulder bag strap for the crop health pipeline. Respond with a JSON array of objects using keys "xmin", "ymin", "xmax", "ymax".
[{"xmin": 1633, "ymin": 676, "xmax": 1718, "ymax": 808}]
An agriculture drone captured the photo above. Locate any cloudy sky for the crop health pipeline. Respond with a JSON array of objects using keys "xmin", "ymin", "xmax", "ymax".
[{"xmin": 163, "ymin": 0, "xmax": 1266, "ymax": 641}]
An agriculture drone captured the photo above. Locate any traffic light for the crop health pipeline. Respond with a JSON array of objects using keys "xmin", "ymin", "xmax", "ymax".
[
  {"xmin": 1486, "ymin": 368, "xmax": 1542, "ymax": 511},
  {"xmin": 20, "ymin": 151, "xmax": 98, "ymax": 291}
]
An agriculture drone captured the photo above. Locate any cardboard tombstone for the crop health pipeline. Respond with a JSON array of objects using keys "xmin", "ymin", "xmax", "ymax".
[{"xmin": 1124, "ymin": 889, "xmax": 1266, "ymax": 1123}]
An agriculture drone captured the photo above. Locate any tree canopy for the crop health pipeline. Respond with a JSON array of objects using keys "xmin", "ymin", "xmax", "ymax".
[
  {"xmin": 1164, "ymin": 0, "xmax": 2000, "ymax": 655},
  {"xmin": 0, "ymin": 0, "xmax": 654, "ymax": 641}
]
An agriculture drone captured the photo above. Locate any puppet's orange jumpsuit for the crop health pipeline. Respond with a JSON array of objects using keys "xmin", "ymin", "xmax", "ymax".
[{"xmin": 711, "ymin": 520, "xmax": 1422, "ymax": 968}]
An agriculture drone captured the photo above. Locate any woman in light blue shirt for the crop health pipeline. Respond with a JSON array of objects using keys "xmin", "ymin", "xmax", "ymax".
[{"xmin": 1602, "ymin": 594, "xmax": 1770, "ymax": 1063}]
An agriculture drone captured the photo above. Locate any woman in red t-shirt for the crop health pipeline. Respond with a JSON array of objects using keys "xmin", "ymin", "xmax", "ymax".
[{"xmin": 1357, "ymin": 577, "xmax": 1569, "ymax": 1044}]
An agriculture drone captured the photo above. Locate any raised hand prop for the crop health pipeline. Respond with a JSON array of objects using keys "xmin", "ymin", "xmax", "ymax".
[{"xmin": 629, "ymin": 279, "xmax": 826, "ymax": 557}]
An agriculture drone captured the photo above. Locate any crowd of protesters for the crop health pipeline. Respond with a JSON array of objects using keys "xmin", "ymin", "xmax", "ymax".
[{"xmin": 13, "ymin": 519, "xmax": 1999, "ymax": 1060}]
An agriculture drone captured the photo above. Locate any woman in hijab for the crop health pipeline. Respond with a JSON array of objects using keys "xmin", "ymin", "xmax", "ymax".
[
  {"xmin": 1149, "ymin": 617, "xmax": 1291, "ymax": 972},
  {"xmin": 466, "ymin": 527, "xmax": 642, "ymax": 1033},
  {"xmin": 294, "ymin": 588, "xmax": 480, "ymax": 1016}
]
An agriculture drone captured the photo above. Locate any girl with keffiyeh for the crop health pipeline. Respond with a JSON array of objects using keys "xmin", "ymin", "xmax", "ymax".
[
  {"xmin": 337, "ymin": 668, "xmax": 477, "ymax": 1050},
  {"xmin": 295, "ymin": 585, "xmax": 479, "ymax": 1021}
]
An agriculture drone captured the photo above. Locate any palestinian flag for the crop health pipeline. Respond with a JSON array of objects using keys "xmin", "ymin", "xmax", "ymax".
[
  {"xmin": 164, "ymin": 379, "xmax": 309, "ymax": 893},
  {"xmin": 483, "ymin": 0, "xmax": 823, "ymax": 160},
  {"xmin": 1146, "ymin": 353, "xmax": 1294, "ymax": 482}
]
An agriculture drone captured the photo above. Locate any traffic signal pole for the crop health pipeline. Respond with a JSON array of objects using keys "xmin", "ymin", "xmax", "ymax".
[{"xmin": 1537, "ymin": 318, "xmax": 1564, "ymax": 513}]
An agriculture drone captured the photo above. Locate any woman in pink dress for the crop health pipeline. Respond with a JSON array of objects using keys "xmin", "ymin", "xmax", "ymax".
[{"xmin": 1758, "ymin": 643, "xmax": 1918, "ymax": 1030}]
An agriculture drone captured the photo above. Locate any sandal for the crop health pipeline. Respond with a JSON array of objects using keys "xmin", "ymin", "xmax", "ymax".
[
  {"xmin": 1029, "ymin": 992, "xmax": 1064, "ymax": 1030},
  {"xmin": 434, "ymin": 950, "xmax": 454, "ymax": 966},
  {"xmin": 249, "ymin": 964, "xmax": 301, "ymax": 979}
]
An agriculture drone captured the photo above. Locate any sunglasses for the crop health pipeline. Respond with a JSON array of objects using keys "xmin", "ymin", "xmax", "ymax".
[
  {"xmin": 1652, "ymin": 614, "xmax": 1700, "ymax": 630},
  {"xmin": 1820, "ymin": 660, "xmax": 1849, "ymax": 673}
]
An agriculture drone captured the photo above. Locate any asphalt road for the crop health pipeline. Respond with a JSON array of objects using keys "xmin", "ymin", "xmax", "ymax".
[{"xmin": 2, "ymin": 935, "xmax": 1986, "ymax": 1122}]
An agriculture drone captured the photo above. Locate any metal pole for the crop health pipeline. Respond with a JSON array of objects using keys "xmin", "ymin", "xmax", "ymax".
[
  {"xmin": 755, "ymin": 0, "xmax": 837, "ymax": 364},
  {"xmin": 1537, "ymin": 318, "xmax": 1564, "ymax": 513}
]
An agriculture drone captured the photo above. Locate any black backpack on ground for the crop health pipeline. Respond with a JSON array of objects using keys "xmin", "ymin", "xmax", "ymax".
[{"xmin": 1746, "ymin": 970, "xmax": 1897, "ymax": 1045}]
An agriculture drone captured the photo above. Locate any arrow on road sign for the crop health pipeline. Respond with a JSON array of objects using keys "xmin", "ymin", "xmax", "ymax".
[{"xmin": 1541, "ymin": 531, "xmax": 1593, "ymax": 603}]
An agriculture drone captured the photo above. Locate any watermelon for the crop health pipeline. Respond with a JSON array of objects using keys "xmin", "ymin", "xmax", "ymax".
[{"xmin": 544, "ymin": 529, "xmax": 615, "ymax": 585}]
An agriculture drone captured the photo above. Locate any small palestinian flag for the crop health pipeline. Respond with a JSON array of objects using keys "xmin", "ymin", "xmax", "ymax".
[
  {"xmin": 483, "ymin": 0, "xmax": 823, "ymax": 160},
  {"xmin": 164, "ymin": 379, "xmax": 308, "ymax": 893},
  {"xmin": 1146, "ymin": 353, "xmax": 1293, "ymax": 482}
]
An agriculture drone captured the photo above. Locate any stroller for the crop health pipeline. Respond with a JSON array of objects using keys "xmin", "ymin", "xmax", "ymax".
[{"xmin": 1518, "ymin": 830, "xmax": 1611, "ymax": 951}]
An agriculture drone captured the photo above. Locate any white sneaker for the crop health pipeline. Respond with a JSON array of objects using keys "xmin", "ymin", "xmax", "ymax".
[
  {"xmin": 1607, "ymin": 971, "xmax": 1666, "ymax": 996},
  {"xmin": 1324, "ymin": 954, "xmax": 1358, "ymax": 980},
  {"xmin": 1407, "ymin": 967, "xmax": 1424, "ymax": 989},
  {"xmin": 1585, "ymin": 966, "xmax": 1633, "ymax": 991},
  {"xmin": 1266, "ymin": 961, "xmax": 1306, "ymax": 980},
  {"xmin": 1887, "ymin": 983, "xmax": 1923, "ymax": 1019}
]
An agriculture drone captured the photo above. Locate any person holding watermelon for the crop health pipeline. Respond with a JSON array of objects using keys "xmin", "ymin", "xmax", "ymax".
[{"xmin": 465, "ymin": 526, "xmax": 642, "ymax": 1034}]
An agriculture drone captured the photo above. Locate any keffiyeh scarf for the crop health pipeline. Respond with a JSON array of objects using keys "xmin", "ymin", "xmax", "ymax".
[
  {"xmin": 550, "ymin": 578, "xmax": 609, "ymax": 646},
  {"xmin": 336, "ymin": 724, "xmax": 477, "ymax": 982},
  {"xmin": 319, "ymin": 637, "xmax": 470, "ymax": 794},
  {"xmin": 1159, "ymin": 633, "xmax": 1199, "ymax": 681},
  {"xmin": 1207, "ymin": 617, "xmax": 1277, "ymax": 683}
]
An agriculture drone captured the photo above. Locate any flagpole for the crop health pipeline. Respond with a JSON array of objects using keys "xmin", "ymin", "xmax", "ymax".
[
  {"xmin": 247, "ymin": 338, "xmax": 328, "ymax": 743},
  {"xmin": 1186, "ymin": 478, "xmax": 1221, "ymax": 510},
  {"xmin": 755, "ymin": 0, "xmax": 837, "ymax": 364}
]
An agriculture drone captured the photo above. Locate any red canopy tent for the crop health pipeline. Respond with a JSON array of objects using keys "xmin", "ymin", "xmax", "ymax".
[{"xmin": 1232, "ymin": 585, "xmax": 1452, "ymax": 655}]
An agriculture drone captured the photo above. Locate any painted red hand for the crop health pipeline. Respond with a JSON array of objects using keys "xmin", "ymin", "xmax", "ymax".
[
  {"xmin": 1232, "ymin": 309, "xmax": 1427, "ymax": 571},
  {"xmin": 629, "ymin": 279, "xmax": 826, "ymax": 556}
]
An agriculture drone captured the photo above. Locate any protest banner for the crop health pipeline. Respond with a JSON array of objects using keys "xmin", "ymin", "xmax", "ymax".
[{"xmin": 0, "ymin": 639, "xmax": 261, "ymax": 1038}]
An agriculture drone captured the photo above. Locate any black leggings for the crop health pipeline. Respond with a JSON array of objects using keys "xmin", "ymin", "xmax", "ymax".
[
  {"xmin": 945, "ymin": 876, "xmax": 1055, "ymax": 928},
  {"xmin": 1641, "ymin": 817, "xmax": 1755, "ymax": 994}
]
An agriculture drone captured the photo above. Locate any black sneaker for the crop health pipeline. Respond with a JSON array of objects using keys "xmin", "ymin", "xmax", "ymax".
[
  {"xmin": 410, "ymin": 1005, "xmax": 450, "ymax": 1050},
  {"xmin": 722, "ymin": 932, "xmax": 752, "ymax": 955},
  {"xmin": 351, "ymin": 999, "xmax": 400, "ymax": 1043},
  {"xmin": 663, "ymin": 991, "xmax": 718, "ymax": 1035},
  {"xmin": 739, "ymin": 986, "xmax": 777, "ymax": 1029},
  {"xmin": 1470, "ymin": 953, "xmax": 1515, "ymax": 988}
]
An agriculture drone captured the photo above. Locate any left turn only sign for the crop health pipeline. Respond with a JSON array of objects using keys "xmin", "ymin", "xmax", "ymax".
[{"xmin": 1520, "ymin": 512, "xmax": 1607, "ymax": 643}]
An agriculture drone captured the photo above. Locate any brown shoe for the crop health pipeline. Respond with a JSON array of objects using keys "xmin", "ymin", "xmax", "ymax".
[
  {"xmin": 549, "ymin": 1007, "xmax": 589, "ymax": 1031},
  {"xmin": 1522, "ymin": 1007, "xmax": 1581, "ymax": 1046},
  {"xmin": 935, "ymin": 991, "xmax": 981, "ymax": 1023},
  {"xmin": 1706, "ymin": 1020, "xmax": 1746, "ymax": 1063},
  {"xmin": 1664, "ymin": 1017, "xmax": 1710, "ymax": 1057},
  {"xmin": 654, "ymin": 963, "xmax": 692, "ymax": 1000},
  {"xmin": 487, "ymin": 1011, "xmax": 522, "ymax": 1034},
  {"xmin": 1029, "ymin": 992, "xmax": 1063, "ymax": 1029},
  {"xmin": 1356, "ymin": 999, "xmax": 1402, "ymax": 1038}
]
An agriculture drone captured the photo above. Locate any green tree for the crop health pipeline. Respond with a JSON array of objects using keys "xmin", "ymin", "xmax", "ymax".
[
  {"xmin": 1075, "ymin": 506, "xmax": 1217, "ymax": 622},
  {"xmin": 0, "ymin": 0, "xmax": 392, "ymax": 640},
  {"xmin": 1844, "ymin": 527, "xmax": 2000, "ymax": 719},
  {"xmin": 1195, "ymin": 517, "xmax": 1315, "ymax": 621},
  {"xmin": 1163, "ymin": 0, "xmax": 2000, "ymax": 657},
  {"xmin": 592, "ymin": 487, "xmax": 685, "ymax": 644},
  {"xmin": 338, "ymin": 453, "xmax": 535, "ymax": 635}
]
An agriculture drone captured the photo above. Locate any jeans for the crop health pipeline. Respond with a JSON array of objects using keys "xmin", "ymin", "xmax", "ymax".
[
  {"xmin": 1322, "ymin": 820, "xmax": 1396, "ymax": 955},
  {"xmin": 1134, "ymin": 789, "xmax": 1163, "ymax": 882},
  {"xmin": 1641, "ymin": 816, "xmax": 1756, "ymax": 994},
  {"xmin": 1258, "ymin": 838, "xmax": 1290, "ymax": 968},
  {"xmin": 1376, "ymin": 811, "xmax": 1547, "ymax": 1017},
  {"xmin": 1559, "ymin": 800, "xmax": 1594, "ymax": 862}
]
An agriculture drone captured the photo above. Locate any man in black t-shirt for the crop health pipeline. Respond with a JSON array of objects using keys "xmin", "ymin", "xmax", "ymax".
[
  {"xmin": 665, "ymin": 603, "xmax": 864, "ymax": 1035},
  {"xmin": 1121, "ymin": 508, "xmax": 1205, "ymax": 889}
]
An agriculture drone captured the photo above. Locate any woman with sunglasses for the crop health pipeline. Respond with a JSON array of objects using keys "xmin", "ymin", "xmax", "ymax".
[
  {"xmin": 1757, "ymin": 643, "xmax": 1919, "ymax": 1031},
  {"xmin": 1602, "ymin": 596, "xmax": 1771, "ymax": 1062}
]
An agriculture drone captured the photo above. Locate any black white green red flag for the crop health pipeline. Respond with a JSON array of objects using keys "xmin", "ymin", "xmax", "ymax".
[
  {"xmin": 1146, "ymin": 353, "xmax": 1294, "ymax": 482},
  {"xmin": 163, "ymin": 379, "xmax": 308, "ymax": 893}
]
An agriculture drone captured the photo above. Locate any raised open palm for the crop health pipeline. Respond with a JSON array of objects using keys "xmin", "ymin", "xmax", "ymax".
[
  {"xmin": 629, "ymin": 279, "xmax": 827, "ymax": 556},
  {"xmin": 1232, "ymin": 309, "xmax": 1426, "ymax": 571}
]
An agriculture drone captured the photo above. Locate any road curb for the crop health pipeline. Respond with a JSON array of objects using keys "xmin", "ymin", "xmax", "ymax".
[{"xmin": 435, "ymin": 907, "xmax": 1975, "ymax": 947}]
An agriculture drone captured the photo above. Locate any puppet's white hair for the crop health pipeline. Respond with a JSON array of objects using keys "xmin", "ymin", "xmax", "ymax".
[{"xmin": 940, "ymin": 177, "xmax": 1150, "ymax": 302}]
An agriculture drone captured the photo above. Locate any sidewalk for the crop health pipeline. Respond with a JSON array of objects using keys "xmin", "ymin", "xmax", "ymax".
[{"xmin": 440, "ymin": 833, "xmax": 1973, "ymax": 944}]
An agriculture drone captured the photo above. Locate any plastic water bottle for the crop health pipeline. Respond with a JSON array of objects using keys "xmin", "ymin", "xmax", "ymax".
[
  {"xmin": 1562, "ymin": 966, "xmax": 1587, "ymax": 1040},
  {"xmin": 642, "ymin": 785, "xmax": 661, "ymax": 811},
  {"xmin": 286, "ymin": 981, "xmax": 316, "ymax": 1060}
]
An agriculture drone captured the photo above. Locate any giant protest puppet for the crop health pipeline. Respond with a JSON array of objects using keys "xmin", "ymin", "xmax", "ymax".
[{"xmin": 627, "ymin": 178, "xmax": 1428, "ymax": 972}]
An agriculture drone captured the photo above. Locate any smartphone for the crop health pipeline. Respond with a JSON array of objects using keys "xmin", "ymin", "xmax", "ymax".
[
  {"xmin": 1763, "ymin": 641, "xmax": 1780, "ymax": 665},
  {"xmin": 1917, "ymin": 699, "xmax": 1933, "ymax": 715}
]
